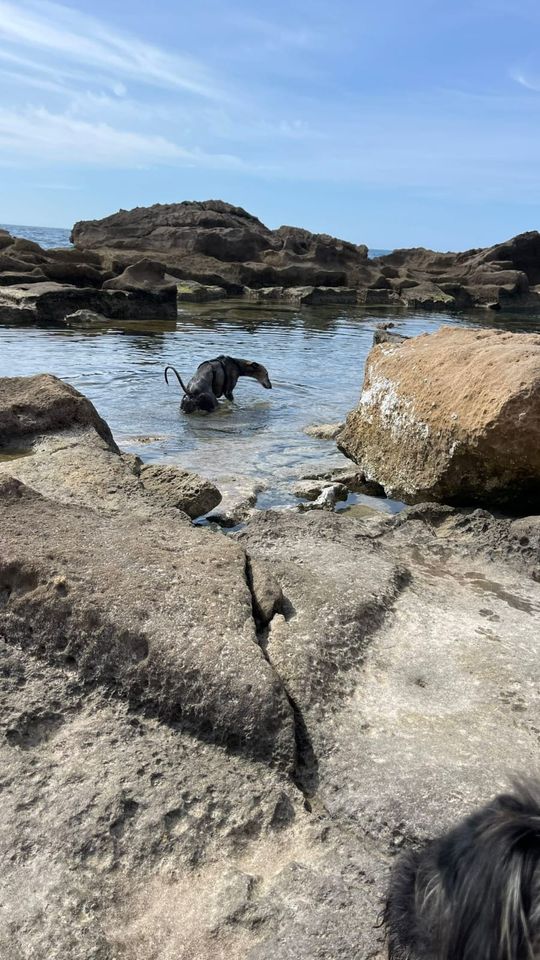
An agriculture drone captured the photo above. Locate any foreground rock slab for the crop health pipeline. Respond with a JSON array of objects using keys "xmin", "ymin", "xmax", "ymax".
[
  {"xmin": 1, "ymin": 373, "xmax": 540, "ymax": 959},
  {"xmin": 239, "ymin": 506, "xmax": 540, "ymax": 838},
  {"xmin": 338, "ymin": 326, "xmax": 540, "ymax": 511},
  {"xmin": 0, "ymin": 477, "xmax": 294, "ymax": 765}
]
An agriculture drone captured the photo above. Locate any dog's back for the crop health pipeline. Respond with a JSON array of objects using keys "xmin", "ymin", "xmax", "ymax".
[{"xmin": 385, "ymin": 780, "xmax": 540, "ymax": 960}]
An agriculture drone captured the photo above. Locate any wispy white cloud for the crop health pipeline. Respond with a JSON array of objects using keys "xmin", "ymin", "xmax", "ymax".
[
  {"xmin": 510, "ymin": 67, "xmax": 540, "ymax": 92},
  {"xmin": 229, "ymin": 13, "xmax": 323, "ymax": 51},
  {"xmin": 0, "ymin": 107, "xmax": 248, "ymax": 170},
  {"xmin": 0, "ymin": 0, "xmax": 222, "ymax": 99}
]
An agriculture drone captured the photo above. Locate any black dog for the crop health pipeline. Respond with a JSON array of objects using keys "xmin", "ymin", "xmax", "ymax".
[
  {"xmin": 384, "ymin": 780, "xmax": 540, "ymax": 960},
  {"xmin": 164, "ymin": 355, "xmax": 272, "ymax": 413}
]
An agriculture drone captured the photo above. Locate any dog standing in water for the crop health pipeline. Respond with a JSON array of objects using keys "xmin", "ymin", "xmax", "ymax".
[
  {"xmin": 384, "ymin": 779, "xmax": 540, "ymax": 960},
  {"xmin": 164, "ymin": 355, "xmax": 272, "ymax": 413}
]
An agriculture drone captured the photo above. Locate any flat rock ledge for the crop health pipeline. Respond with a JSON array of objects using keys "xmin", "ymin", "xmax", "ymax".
[{"xmin": 0, "ymin": 371, "xmax": 539, "ymax": 959}]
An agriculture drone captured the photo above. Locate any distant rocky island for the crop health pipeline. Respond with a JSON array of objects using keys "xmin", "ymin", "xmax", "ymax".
[{"xmin": 1, "ymin": 199, "xmax": 540, "ymax": 325}]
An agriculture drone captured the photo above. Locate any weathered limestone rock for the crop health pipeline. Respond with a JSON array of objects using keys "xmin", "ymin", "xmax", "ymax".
[
  {"xmin": 296, "ymin": 482, "xmax": 348, "ymax": 511},
  {"xmin": 0, "ymin": 373, "xmax": 116, "ymax": 449},
  {"xmin": 239, "ymin": 507, "xmax": 540, "ymax": 840},
  {"xmin": 206, "ymin": 475, "xmax": 266, "ymax": 527},
  {"xmin": 64, "ymin": 308, "xmax": 110, "ymax": 326},
  {"xmin": 0, "ymin": 476, "xmax": 294, "ymax": 765},
  {"xmin": 2, "ymin": 373, "xmax": 540, "ymax": 959},
  {"xmin": 304, "ymin": 422, "xmax": 344, "ymax": 440},
  {"xmin": 237, "ymin": 511, "xmax": 407, "ymax": 772},
  {"xmin": 398, "ymin": 280, "xmax": 455, "ymax": 309},
  {"xmin": 71, "ymin": 201, "xmax": 365, "ymax": 293},
  {"xmin": 300, "ymin": 464, "xmax": 385, "ymax": 496},
  {"xmin": 40, "ymin": 260, "xmax": 104, "ymax": 288},
  {"xmin": 176, "ymin": 279, "xmax": 227, "ymax": 302},
  {"xmin": 5, "ymin": 214, "xmax": 540, "ymax": 312},
  {"xmin": 283, "ymin": 286, "xmax": 357, "ymax": 306},
  {"xmin": 293, "ymin": 479, "xmax": 327, "ymax": 500},
  {"xmin": 0, "ymin": 280, "xmax": 177, "ymax": 325},
  {"xmin": 0, "ymin": 376, "xmax": 222, "ymax": 521},
  {"xmin": 102, "ymin": 257, "xmax": 178, "ymax": 295},
  {"xmin": 139, "ymin": 462, "xmax": 221, "ymax": 518},
  {"xmin": 338, "ymin": 326, "xmax": 540, "ymax": 510}
]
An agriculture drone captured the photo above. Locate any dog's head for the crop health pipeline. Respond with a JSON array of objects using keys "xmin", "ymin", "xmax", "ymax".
[
  {"xmin": 180, "ymin": 391, "xmax": 217, "ymax": 414},
  {"xmin": 244, "ymin": 361, "xmax": 272, "ymax": 389}
]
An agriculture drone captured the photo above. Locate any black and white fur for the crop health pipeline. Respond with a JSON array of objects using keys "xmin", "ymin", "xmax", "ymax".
[
  {"xmin": 164, "ymin": 354, "xmax": 272, "ymax": 413},
  {"xmin": 384, "ymin": 780, "xmax": 540, "ymax": 960}
]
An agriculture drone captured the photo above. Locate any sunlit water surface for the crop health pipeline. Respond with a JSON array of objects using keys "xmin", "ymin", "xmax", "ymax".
[{"xmin": 1, "ymin": 301, "xmax": 538, "ymax": 509}]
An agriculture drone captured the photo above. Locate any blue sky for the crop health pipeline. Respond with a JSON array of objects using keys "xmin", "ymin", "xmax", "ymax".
[{"xmin": 1, "ymin": 0, "xmax": 540, "ymax": 248}]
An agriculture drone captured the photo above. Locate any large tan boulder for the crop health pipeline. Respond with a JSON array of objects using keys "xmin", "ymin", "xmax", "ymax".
[{"xmin": 338, "ymin": 326, "xmax": 540, "ymax": 510}]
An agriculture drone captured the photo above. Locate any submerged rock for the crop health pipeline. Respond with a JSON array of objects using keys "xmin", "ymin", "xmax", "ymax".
[
  {"xmin": 64, "ymin": 308, "xmax": 110, "ymax": 326},
  {"xmin": 304, "ymin": 422, "xmax": 345, "ymax": 440},
  {"xmin": 206, "ymin": 475, "xmax": 266, "ymax": 527},
  {"xmin": 296, "ymin": 482, "xmax": 348, "ymax": 511},
  {"xmin": 338, "ymin": 326, "xmax": 540, "ymax": 510}
]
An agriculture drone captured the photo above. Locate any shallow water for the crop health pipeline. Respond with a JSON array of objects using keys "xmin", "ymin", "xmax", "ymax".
[{"xmin": 0, "ymin": 302, "xmax": 538, "ymax": 508}]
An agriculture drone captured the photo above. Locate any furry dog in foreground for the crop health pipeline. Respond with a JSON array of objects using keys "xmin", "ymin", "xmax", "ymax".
[
  {"xmin": 164, "ymin": 355, "xmax": 272, "ymax": 413},
  {"xmin": 384, "ymin": 779, "xmax": 540, "ymax": 960}
]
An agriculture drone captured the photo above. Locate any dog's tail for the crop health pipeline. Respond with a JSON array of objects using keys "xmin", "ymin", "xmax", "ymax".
[
  {"xmin": 442, "ymin": 779, "xmax": 540, "ymax": 960},
  {"xmin": 164, "ymin": 365, "xmax": 190, "ymax": 396}
]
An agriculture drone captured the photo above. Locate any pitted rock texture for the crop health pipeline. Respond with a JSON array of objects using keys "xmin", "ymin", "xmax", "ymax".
[
  {"xmin": 0, "ymin": 476, "xmax": 294, "ymax": 765},
  {"xmin": 71, "ymin": 201, "xmax": 367, "ymax": 294},
  {"xmin": 1, "ymin": 375, "xmax": 540, "ymax": 959},
  {"xmin": 0, "ymin": 373, "xmax": 117, "ymax": 449},
  {"xmin": 338, "ymin": 326, "xmax": 540, "ymax": 510}
]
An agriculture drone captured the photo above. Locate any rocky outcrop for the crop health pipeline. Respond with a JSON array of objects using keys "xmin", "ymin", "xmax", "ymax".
[
  {"xmin": 0, "ymin": 232, "xmax": 177, "ymax": 325},
  {"xmin": 205, "ymin": 474, "xmax": 266, "ymax": 527},
  {"xmin": 374, "ymin": 231, "xmax": 540, "ymax": 310},
  {"xmin": 4, "ymin": 209, "xmax": 540, "ymax": 317},
  {"xmin": 176, "ymin": 279, "xmax": 227, "ymax": 302},
  {"xmin": 0, "ymin": 375, "xmax": 219, "ymax": 520},
  {"xmin": 71, "ymin": 200, "xmax": 369, "ymax": 294},
  {"xmin": 69, "ymin": 201, "xmax": 540, "ymax": 309},
  {"xmin": 0, "ymin": 279, "xmax": 177, "ymax": 325},
  {"xmin": 238, "ymin": 507, "xmax": 540, "ymax": 832},
  {"xmin": 338, "ymin": 326, "xmax": 540, "ymax": 510}
]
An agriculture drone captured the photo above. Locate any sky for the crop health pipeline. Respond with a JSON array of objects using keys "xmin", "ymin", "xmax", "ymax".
[{"xmin": 1, "ymin": 0, "xmax": 540, "ymax": 249}]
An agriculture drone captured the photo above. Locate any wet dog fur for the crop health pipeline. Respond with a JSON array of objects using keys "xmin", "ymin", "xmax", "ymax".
[
  {"xmin": 164, "ymin": 355, "xmax": 272, "ymax": 413},
  {"xmin": 384, "ymin": 779, "xmax": 540, "ymax": 960}
]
